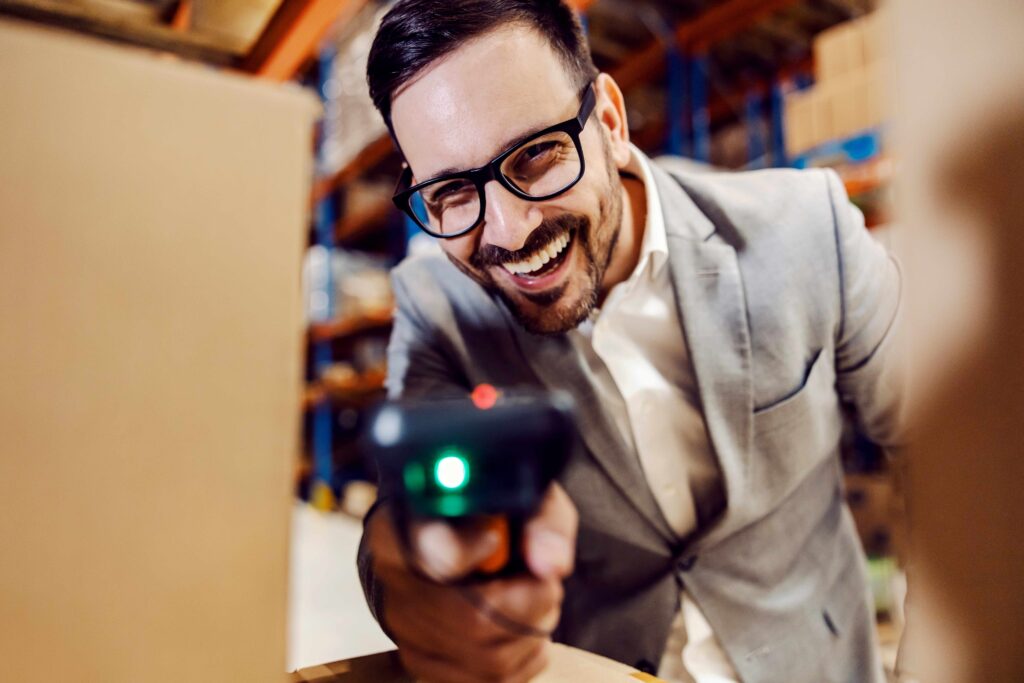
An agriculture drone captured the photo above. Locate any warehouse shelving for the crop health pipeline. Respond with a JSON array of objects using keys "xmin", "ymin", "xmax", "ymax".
[
  {"xmin": 309, "ymin": 309, "xmax": 393, "ymax": 344},
  {"xmin": 295, "ymin": 0, "xmax": 878, "ymax": 506}
]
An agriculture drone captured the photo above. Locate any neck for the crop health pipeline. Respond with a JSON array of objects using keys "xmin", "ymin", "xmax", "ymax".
[{"xmin": 598, "ymin": 169, "xmax": 647, "ymax": 304}]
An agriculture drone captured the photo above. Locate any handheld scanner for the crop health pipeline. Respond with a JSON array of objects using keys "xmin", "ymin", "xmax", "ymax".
[{"xmin": 364, "ymin": 386, "xmax": 577, "ymax": 580}]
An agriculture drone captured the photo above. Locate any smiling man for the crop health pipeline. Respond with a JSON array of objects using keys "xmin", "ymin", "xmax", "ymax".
[{"xmin": 357, "ymin": 2, "xmax": 903, "ymax": 682}]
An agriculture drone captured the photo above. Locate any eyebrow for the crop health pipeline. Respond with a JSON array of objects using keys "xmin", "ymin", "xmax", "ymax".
[{"xmin": 417, "ymin": 121, "xmax": 554, "ymax": 184}]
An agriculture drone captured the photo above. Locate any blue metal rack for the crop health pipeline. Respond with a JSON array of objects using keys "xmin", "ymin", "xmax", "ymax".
[
  {"xmin": 790, "ymin": 128, "xmax": 884, "ymax": 169},
  {"xmin": 666, "ymin": 45, "xmax": 688, "ymax": 157},
  {"xmin": 690, "ymin": 51, "xmax": 711, "ymax": 163},
  {"xmin": 310, "ymin": 43, "xmax": 338, "ymax": 510},
  {"xmin": 744, "ymin": 89, "xmax": 766, "ymax": 169}
]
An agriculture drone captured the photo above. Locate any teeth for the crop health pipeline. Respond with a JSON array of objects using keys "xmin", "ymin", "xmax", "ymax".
[{"xmin": 501, "ymin": 232, "xmax": 571, "ymax": 276}]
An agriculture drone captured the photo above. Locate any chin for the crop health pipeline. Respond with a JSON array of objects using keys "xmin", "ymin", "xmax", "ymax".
[{"xmin": 500, "ymin": 278, "xmax": 597, "ymax": 336}]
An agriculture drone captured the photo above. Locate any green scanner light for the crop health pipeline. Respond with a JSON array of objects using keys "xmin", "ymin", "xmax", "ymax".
[{"xmin": 434, "ymin": 451, "xmax": 470, "ymax": 491}]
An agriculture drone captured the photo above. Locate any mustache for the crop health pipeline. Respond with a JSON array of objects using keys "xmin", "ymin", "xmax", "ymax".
[{"xmin": 469, "ymin": 214, "xmax": 588, "ymax": 270}]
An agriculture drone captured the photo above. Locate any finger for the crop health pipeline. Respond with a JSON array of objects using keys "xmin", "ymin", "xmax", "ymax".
[
  {"xmin": 413, "ymin": 518, "xmax": 501, "ymax": 582},
  {"xmin": 397, "ymin": 642, "xmax": 495, "ymax": 683},
  {"xmin": 365, "ymin": 504, "xmax": 409, "ymax": 570},
  {"xmin": 523, "ymin": 483, "xmax": 578, "ymax": 579},
  {"xmin": 368, "ymin": 505, "xmax": 502, "ymax": 582},
  {"xmin": 380, "ymin": 566, "xmax": 530, "ymax": 648},
  {"xmin": 383, "ymin": 595, "xmax": 469, "ymax": 657},
  {"xmin": 470, "ymin": 575, "xmax": 564, "ymax": 636}
]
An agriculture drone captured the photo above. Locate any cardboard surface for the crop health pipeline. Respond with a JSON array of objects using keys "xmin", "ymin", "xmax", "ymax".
[
  {"xmin": 289, "ymin": 645, "xmax": 667, "ymax": 683},
  {"xmin": 0, "ymin": 18, "xmax": 317, "ymax": 682},
  {"xmin": 892, "ymin": 0, "xmax": 1024, "ymax": 679}
]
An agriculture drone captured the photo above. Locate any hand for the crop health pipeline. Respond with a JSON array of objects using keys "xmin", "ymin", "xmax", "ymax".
[{"xmin": 366, "ymin": 483, "xmax": 578, "ymax": 683}]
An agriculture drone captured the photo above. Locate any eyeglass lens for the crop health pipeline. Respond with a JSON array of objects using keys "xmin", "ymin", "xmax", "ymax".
[{"xmin": 408, "ymin": 130, "xmax": 581, "ymax": 236}]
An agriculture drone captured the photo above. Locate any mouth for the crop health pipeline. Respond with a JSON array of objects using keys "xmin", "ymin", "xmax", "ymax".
[{"xmin": 497, "ymin": 228, "xmax": 575, "ymax": 291}]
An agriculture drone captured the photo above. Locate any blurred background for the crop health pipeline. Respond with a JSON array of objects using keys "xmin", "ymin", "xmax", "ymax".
[{"xmin": 0, "ymin": 0, "xmax": 1020, "ymax": 681}]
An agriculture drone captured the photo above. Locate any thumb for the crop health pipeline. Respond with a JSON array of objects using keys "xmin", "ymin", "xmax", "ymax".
[
  {"xmin": 524, "ymin": 483, "xmax": 578, "ymax": 580},
  {"xmin": 412, "ymin": 519, "xmax": 501, "ymax": 582}
]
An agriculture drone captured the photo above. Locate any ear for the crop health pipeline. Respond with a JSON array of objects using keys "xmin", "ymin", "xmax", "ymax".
[{"xmin": 593, "ymin": 73, "xmax": 632, "ymax": 170}]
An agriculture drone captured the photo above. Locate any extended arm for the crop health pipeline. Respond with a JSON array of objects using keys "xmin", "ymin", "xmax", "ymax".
[{"xmin": 828, "ymin": 170, "xmax": 906, "ymax": 448}]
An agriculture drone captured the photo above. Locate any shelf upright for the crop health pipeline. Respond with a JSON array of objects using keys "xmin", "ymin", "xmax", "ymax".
[
  {"xmin": 311, "ymin": 42, "xmax": 339, "ymax": 511},
  {"xmin": 690, "ymin": 50, "xmax": 711, "ymax": 163},
  {"xmin": 770, "ymin": 80, "xmax": 787, "ymax": 167},
  {"xmin": 745, "ymin": 88, "xmax": 766, "ymax": 168},
  {"xmin": 666, "ymin": 45, "xmax": 688, "ymax": 157}
]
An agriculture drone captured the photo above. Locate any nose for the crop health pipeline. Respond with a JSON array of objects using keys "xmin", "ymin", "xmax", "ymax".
[{"xmin": 480, "ymin": 180, "xmax": 544, "ymax": 252}]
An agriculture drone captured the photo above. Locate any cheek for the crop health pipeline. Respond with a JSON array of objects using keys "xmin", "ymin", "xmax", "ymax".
[{"xmin": 441, "ymin": 235, "xmax": 476, "ymax": 265}]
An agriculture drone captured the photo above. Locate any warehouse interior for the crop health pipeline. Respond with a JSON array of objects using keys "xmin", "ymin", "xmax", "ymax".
[{"xmin": 1, "ymin": 1, "xmax": 1021, "ymax": 682}]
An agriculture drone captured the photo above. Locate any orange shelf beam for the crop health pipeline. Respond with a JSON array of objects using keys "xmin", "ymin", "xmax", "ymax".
[
  {"xmin": 612, "ymin": 0, "xmax": 802, "ymax": 91},
  {"xmin": 336, "ymin": 197, "xmax": 393, "ymax": 243},
  {"xmin": 245, "ymin": 0, "xmax": 369, "ymax": 82},
  {"xmin": 312, "ymin": 133, "xmax": 395, "ymax": 204},
  {"xmin": 303, "ymin": 372, "xmax": 386, "ymax": 410},
  {"xmin": 170, "ymin": 0, "xmax": 192, "ymax": 32},
  {"xmin": 308, "ymin": 310, "xmax": 393, "ymax": 344},
  {"xmin": 678, "ymin": 0, "xmax": 801, "ymax": 50}
]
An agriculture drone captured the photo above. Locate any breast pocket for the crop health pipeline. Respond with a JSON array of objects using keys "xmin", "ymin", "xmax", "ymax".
[{"xmin": 750, "ymin": 349, "xmax": 842, "ymax": 501}]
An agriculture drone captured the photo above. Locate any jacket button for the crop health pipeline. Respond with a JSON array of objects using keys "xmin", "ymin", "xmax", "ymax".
[
  {"xmin": 635, "ymin": 659, "xmax": 657, "ymax": 675},
  {"xmin": 676, "ymin": 555, "xmax": 697, "ymax": 572}
]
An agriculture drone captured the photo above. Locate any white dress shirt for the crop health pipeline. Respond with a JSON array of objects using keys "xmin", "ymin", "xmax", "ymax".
[{"xmin": 570, "ymin": 147, "xmax": 739, "ymax": 683}]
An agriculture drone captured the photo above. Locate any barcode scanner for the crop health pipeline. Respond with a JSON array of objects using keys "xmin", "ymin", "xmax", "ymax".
[{"xmin": 363, "ymin": 386, "xmax": 578, "ymax": 582}]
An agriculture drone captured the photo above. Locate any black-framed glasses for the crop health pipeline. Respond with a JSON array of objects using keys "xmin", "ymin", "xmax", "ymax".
[{"xmin": 392, "ymin": 83, "xmax": 597, "ymax": 239}]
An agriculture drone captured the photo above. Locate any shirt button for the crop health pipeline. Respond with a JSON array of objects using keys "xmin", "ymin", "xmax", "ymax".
[{"xmin": 676, "ymin": 555, "xmax": 697, "ymax": 572}]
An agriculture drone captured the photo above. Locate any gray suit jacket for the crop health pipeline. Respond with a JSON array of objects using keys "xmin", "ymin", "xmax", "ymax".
[{"xmin": 359, "ymin": 159, "xmax": 903, "ymax": 683}]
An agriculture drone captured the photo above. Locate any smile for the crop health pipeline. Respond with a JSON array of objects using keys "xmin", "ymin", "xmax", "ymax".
[{"xmin": 500, "ymin": 230, "xmax": 572, "ymax": 278}]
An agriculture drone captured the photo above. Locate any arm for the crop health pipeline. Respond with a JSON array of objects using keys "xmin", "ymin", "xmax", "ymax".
[
  {"xmin": 827, "ymin": 170, "xmax": 907, "ymax": 448},
  {"xmin": 358, "ymin": 267, "xmax": 577, "ymax": 683},
  {"xmin": 358, "ymin": 266, "xmax": 468, "ymax": 626}
]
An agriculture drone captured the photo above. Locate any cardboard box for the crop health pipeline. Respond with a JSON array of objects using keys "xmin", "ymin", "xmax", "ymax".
[
  {"xmin": 787, "ymin": 60, "xmax": 890, "ymax": 156},
  {"xmin": 808, "ymin": 86, "xmax": 834, "ymax": 151},
  {"xmin": 288, "ymin": 645, "xmax": 668, "ymax": 682},
  {"xmin": 784, "ymin": 87, "xmax": 815, "ymax": 157},
  {"xmin": 863, "ymin": 62, "xmax": 889, "ymax": 131},
  {"xmin": 0, "ymin": 17, "xmax": 317, "ymax": 683},
  {"xmin": 814, "ymin": 21, "xmax": 865, "ymax": 84},
  {"xmin": 859, "ymin": 9, "xmax": 891, "ymax": 66},
  {"xmin": 827, "ymin": 71, "xmax": 872, "ymax": 140}
]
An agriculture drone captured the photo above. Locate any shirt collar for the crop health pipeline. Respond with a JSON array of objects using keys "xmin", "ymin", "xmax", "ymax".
[{"xmin": 628, "ymin": 144, "xmax": 669, "ymax": 279}]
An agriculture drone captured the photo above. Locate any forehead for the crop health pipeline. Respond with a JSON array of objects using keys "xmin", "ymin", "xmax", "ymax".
[{"xmin": 390, "ymin": 26, "xmax": 578, "ymax": 181}]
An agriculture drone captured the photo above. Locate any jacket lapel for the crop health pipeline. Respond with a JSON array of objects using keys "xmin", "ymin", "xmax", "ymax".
[
  {"xmin": 504, "ymin": 312, "xmax": 677, "ymax": 544},
  {"xmin": 652, "ymin": 165, "xmax": 753, "ymax": 544},
  {"xmin": 497, "ymin": 162, "xmax": 754, "ymax": 547}
]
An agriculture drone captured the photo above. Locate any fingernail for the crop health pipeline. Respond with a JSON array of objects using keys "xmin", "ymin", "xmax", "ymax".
[
  {"xmin": 416, "ymin": 524, "xmax": 502, "ymax": 580},
  {"xmin": 529, "ymin": 529, "xmax": 571, "ymax": 579}
]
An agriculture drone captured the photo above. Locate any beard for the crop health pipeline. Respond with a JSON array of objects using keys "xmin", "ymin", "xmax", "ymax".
[{"xmin": 446, "ymin": 154, "xmax": 625, "ymax": 336}]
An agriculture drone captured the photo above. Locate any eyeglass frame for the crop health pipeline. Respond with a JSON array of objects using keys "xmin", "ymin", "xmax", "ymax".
[{"xmin": 391, "ymin": 81, "xmax": 597, "ymax": 239}]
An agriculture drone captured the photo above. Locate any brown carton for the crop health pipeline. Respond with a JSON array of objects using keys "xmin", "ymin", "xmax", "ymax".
[
  {"xmin": 0, "ymin": 17, "xmax": 317, "ymax": 683},
  {"xmin": 288, "ymin": 645, "xmax": 668, "ymax": 682}
]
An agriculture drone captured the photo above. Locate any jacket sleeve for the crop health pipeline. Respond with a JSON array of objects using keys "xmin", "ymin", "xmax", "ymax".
[
  {"xmin": 383, "ymin": 266, "xmax": 470, "ymax": 401},
  {"xmin": 826, "ymin": 169, "xmax": 907, "ymax": 448},
  {"xmin": 357, "ymin": 264, "xmax": 469, "ymax": 628}
]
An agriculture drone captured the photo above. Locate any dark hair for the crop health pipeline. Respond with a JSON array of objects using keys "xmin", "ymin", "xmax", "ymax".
[{"xmin": 367, "ymin": 0, "xmax": 597, "ymax": 133}]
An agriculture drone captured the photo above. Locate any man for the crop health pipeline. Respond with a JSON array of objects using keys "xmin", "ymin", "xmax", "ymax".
[{"xmin": 358, "ymin": 1, "xmax": 903, "ymax": 682}]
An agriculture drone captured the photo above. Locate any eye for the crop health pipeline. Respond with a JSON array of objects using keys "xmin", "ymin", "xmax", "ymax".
[
  {"xmin": 505, "ymin": 135, "xmax": 572, "ymax": 183},
  {"xmin": 521, "ymin": 140, "xmax": 558, "ymax": 162},
  {"xmin": 427, "ymin": 179, "xmax": 472, "ymax": 202}
]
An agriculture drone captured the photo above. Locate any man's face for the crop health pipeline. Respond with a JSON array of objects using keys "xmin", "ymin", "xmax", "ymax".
[{"xmin": 390, "ymin": 26, "xmax": 626, "ymax": 335}]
